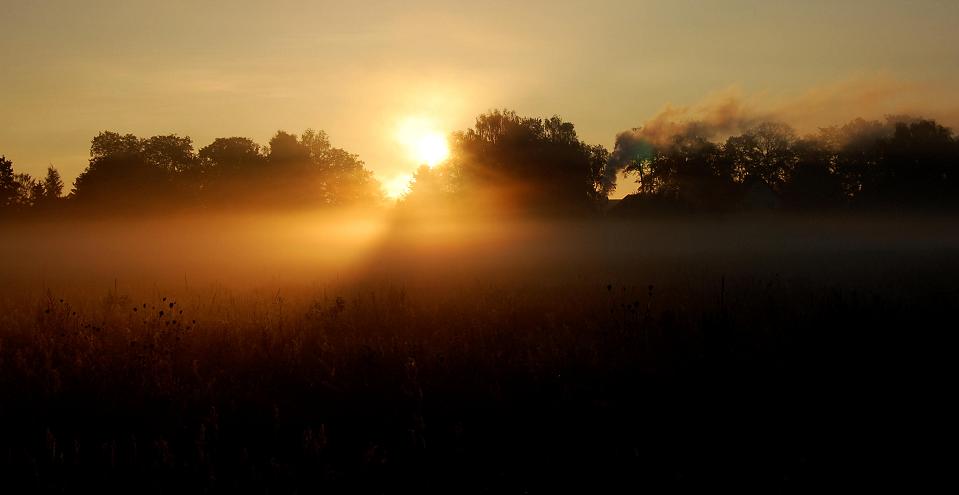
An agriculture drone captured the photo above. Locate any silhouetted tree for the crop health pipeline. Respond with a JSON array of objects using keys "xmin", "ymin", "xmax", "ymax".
[
  {"xmin": 72, "ymin": 153, "xmax": 171, "ymax": 206},
  {"xmin": 781, "ymin": 138, "xmax": 845, "ymax": 209},
  {"xmin": 198, "ymin": 137, "xmax": 266, "ymax": 172},
  {"xmin": 723, "ymin": 122, "xmax": 798, "ymax": 191},
  {"xmin": 12, "ymin": 173, "xmax": 39, "ymax": 207},
  {"xmin": 867, "ymin": 119, "xmax": 958, "ymax": 207},
  {"xmin": 318, "ymin": 145, "xmax": 381, "ymax": 206},
  {"xmin": 585, "ymin": 143, "xmax": 614, "ymax": 202},
  {"xmin": 614, "ymin": 116, "xmax": 959, "ymax": 215},
  {"xmin": 0, "ymin": 157, "xmax": 50, "ymax": 211},
  {"xmin": 421, "ymin": 110, "xmax": 612, "ymax": 213},
  {"xmin": 143, "ymin": 134, "xmax": 198, "ymax": 174},
  {"xmin": 262, "ymin": 129, "xmax": 381, "ymax": 206},
  {"xmin": 7, "ymin": 111, "xmax": 957, "ymax": 218},
  {"xmin": 0, "ymin": 155, "xmax": 15, "ymax": 207},
  {"xmin": 72, "ymin": 131, "xmax": 211, "ymax": 209},
  {"xmin": 42, "ymin": 167, "xmax": 64, "ymax": 201},
  {"xmin": 196, "ymin": 137, "xmax": 266, "ymax": 205},
  {"xmin": 268, "ymin": 131, "xmax": 311, "ymax": 166},
  {"xmin": 634, "ymin": 135, "xmax": 733, "ymax": 201},
  {"xmin": 262, "ymin": 131, "xmax": 316, "ymax": 205},
  {"xmin": 72, "ymin": 132, "xmax": 174, "ymax": 208},
  {"xmin": 90, "ymin": 131, "xmax": 141, "ymax": 160},
  {"xmin": 402, "ymin": 165, "xmax": 455, "ymax": 208},
  {"xmin": 195, "ymin": 130, "xmax": 380, "ymax": 208},
  {"xmin": 29, "ymin": 176, "xmax": 45, "ymax": 205},
  {"xmin": 816, "ymin": 118, "xmax": 889, "ymax": 201}
]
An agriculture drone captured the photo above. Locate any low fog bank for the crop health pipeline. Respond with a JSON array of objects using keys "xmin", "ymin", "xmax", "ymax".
[
  {"xmin": 2, "ymin": 211, "xmax": 958, "ymax": 299},
  {"xmin": 0, "ymin": 210, "xmax": 386, "ymax": 294}
]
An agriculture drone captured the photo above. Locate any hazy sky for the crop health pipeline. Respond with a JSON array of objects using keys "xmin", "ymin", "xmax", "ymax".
[{"xmin": 3, "ymin": 0, "xmax": 959, "ymax": 197}]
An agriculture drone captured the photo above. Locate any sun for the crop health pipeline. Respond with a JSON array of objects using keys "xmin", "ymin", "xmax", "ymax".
[
  {"xmin": 396, "ymin": 116, "xmax": 450, "ymax": 167},
  {"xmin": 412, "ymin": 132, "xmax": 450, "ymax": 167}
]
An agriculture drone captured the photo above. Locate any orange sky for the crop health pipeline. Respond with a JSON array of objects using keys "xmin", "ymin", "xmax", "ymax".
[{"xmin": 2, "ymin": 0, "xmax": 959, "ymax": 198}]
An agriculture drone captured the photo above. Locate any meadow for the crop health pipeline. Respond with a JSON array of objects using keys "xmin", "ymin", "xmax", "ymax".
[{"xmin": 0, "ymin": 212, "xmax": 954, "ymax": 492}]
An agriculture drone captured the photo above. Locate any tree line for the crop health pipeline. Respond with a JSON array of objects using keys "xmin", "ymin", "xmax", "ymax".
[
  {"xmin": 0, "ymin": 158, "xmax": 64, "ymax": 211},
  {"xmin": 402, "ymin": 110, "xmax": 613, "ymax": 215},
  {"xmin": 405, "ymin": 110, "xmax": 959, "ymax": 215},
  {"xmin": 1, "ymin": 128, "xmax": 382, "ymax": 215},
  {"xmin": 608, "ymin": 116, "xmax": 959, "ymax": 214},
  {"xmin": 2, "ymin": 110, "xmax": 958, "ymax": 217}
]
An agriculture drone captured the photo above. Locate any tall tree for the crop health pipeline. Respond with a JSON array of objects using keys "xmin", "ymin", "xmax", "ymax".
[
  {"xmin": 869, "ymin": 119, "xmax": 957, "ymax": 206},
  {"xmin": 42, "ymin": 166, "xmax": 64, "ymax": 200},
  {"xmin": 198, "ymin": 137, "xmax": 265, "ymax": 172},
  {"xmin": 0, "ymin": 157, "xmax": 42, "ymax": 209},
  {"xmin": 723, "ymin": 122, "xmax": 798, "ymax": 191},
  {"xmin": 781, "ymin": 138, "xmax": 845, "ymax": 209},
  {"xmin": 624, "ymin": 133, "xmax": 736, "ymax": 211},
  {"xmin": 72, "ymin": 153, "xmax": 169, "ymax": 205},
  {"xmin": 12, "ymin": 173, "xmax": 38, "ymax": 207},
  {"xmin": 90, "ymin": 131, "xmax": 142, "ymax": 160},
  {"xmin": 72, "ymin": 132, "xmax": 173, "ymax": 207},
  {"xmin": 431, "ymin": 109, "xmax": 612, "ymax": 212},
  {"xmin": 268, "ymin": 131, "xmax": 310, "ymax": 166},
  {"xmin": 142, "ymin": 134, "xmax": 197, "ymax": 174},
  {"xmin": 300, "ymin": 129, "xmax": 382, "ymax": 205},
  {"xmin": 0, "ymin": 155, "xmax": 15, "ymax": 207},
  {"xmin": 817, "ymin": 118, "xmax": 889, "ymax": 201}
]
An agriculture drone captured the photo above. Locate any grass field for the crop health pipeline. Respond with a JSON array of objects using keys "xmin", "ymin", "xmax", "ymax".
[{"xmin": 0, "ymin": 213, "xmax": 954, "ymax": 492}]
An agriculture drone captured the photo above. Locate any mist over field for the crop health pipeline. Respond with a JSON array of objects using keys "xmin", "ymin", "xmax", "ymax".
[
  {"xmin": 4, "ymin": 211, "xmax": 958, "ymax": 292},
  {"xmin": 4, "ymin": 1, "xmax": 959, "ymax": 491},
  {"xmin": 1, "ymin": 209, "xmax": 955, "ymax": 492}
]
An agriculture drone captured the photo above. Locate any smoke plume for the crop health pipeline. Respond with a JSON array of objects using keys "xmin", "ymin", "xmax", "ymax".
[{"xmin": 605, "ymin": 76, "xmax": 959, "ymax": 192}]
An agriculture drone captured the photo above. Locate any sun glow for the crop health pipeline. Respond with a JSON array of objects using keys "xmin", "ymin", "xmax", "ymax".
[
  {"xmin": 383, "ymin": 173, "xmax": 413, "ymax": 200},
  {"xmin": 395, "ymin": 116, "xmax": 450, "ymax": 167},
  {"xmin": 413, "ymin": 132, "xmax": 450, "ymax": 167}
]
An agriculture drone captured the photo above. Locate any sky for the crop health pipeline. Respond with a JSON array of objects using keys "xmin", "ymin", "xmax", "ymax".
[{"xmin": 2, "ymin": 0, "xmax": 959, "ymax": 198}]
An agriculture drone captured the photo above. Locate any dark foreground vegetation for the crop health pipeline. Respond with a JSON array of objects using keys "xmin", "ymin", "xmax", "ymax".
[{"xmin": 0, "ymin": 217, "xmax": 954, "ymax": 493}]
